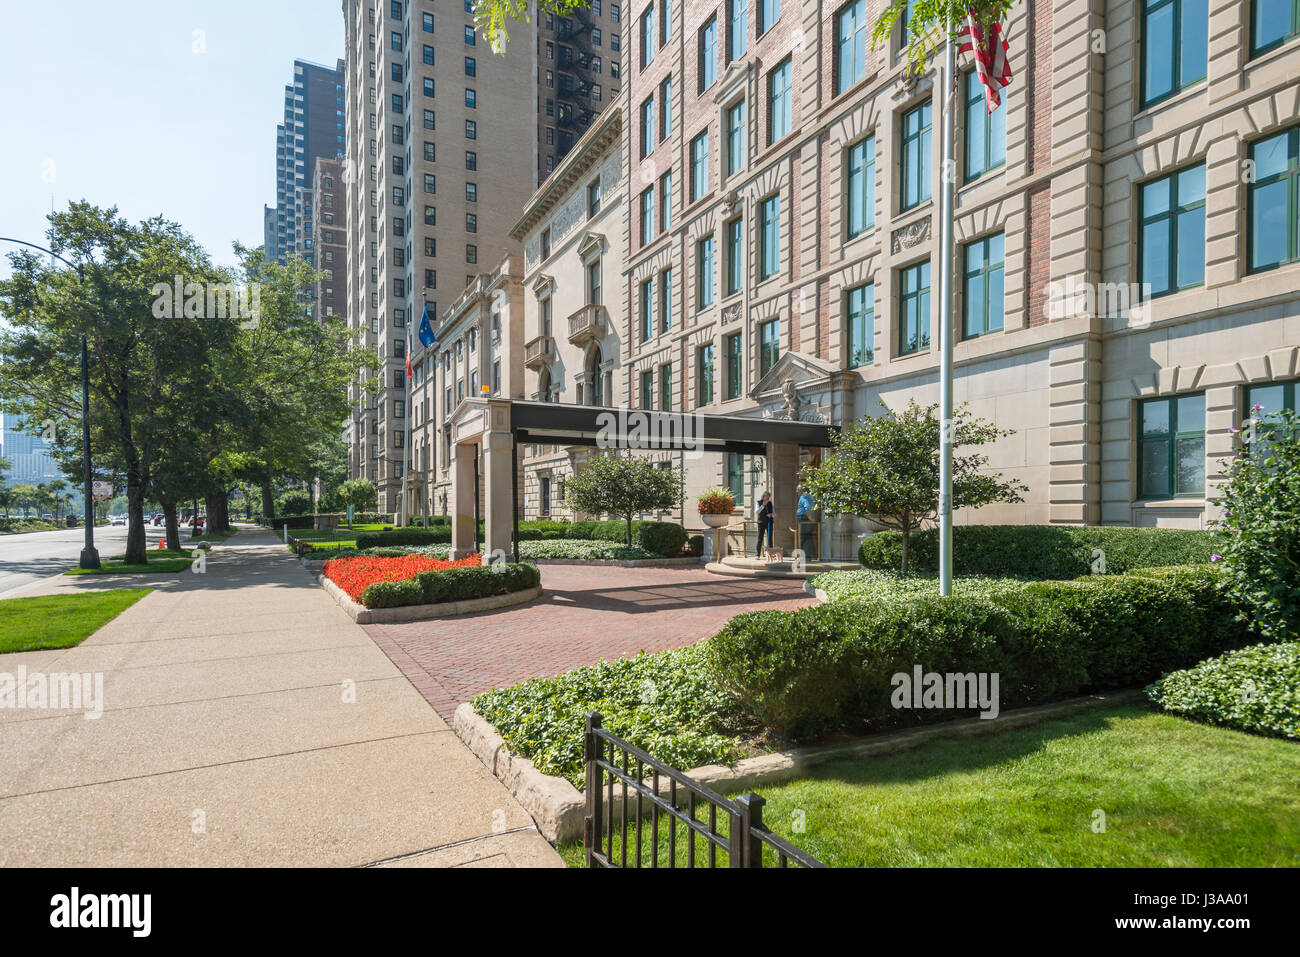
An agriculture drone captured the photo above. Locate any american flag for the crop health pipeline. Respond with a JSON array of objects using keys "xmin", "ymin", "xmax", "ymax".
[{"xmin": 959, "ymin": 10, "xmax": 1013, "ymax": 113}]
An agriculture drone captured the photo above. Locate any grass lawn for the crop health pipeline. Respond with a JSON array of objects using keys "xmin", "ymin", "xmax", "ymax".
[
  {"xmin": 556, "ymin": 703, "xmax": 1300, "ymax": 867},
  {"xmin": 0, "ymin": 589, "xmax": 153, "ymax": 654},
  {"xmin": 65, "ymin": 549, "xmax": 197, "ymax": 576}
]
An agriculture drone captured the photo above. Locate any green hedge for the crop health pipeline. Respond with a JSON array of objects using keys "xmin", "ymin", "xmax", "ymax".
[
  {"xmin": 709, "ymin": 566, "xmax": 1254, "ymax": 739},
  {"xmin": 361, "ymin": 562, "xmax": 541, "ymax": 609},
  {"xmin": 356, "ymin": 528, "xmax": 451, "ymax": 549},
  {"xmin": 568, "ymin": 519, "xmax": 688, "ymax": 556},
  {"xmin": 859, "ymin": 525, "xmax": 1219, "ymax": 579},
  {"xmin": 355, "ymin": 519, "xmax": 687, "ymax": 555},
  {"xmin": 1148, "ymin": 641, "xmax": 1299, "ymax": 740}
]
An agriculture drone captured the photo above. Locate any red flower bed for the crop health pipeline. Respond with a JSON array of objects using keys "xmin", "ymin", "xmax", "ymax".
[{"xmin": 323, "ymin": 554, "xmax": 482, "ymax": 603}]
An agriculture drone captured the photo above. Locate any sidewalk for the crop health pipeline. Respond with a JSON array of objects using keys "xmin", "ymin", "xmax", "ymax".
[{"xmin": 0, "ymin": 527, "xmax": 561, "ymax": 868}]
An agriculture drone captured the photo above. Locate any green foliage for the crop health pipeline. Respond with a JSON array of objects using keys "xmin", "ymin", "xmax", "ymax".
[
  {"xmin": 0, "ymin": 589, "xmax": 154, "ymax": 654},
  {"xmin": 359, "ymin": 562, "xmax": 540, "ymax": 609},
  {"xmin": 360, "ymin": 578, "xmax": 425, "ymax": 609},
  {"xmin": 804, "ymin": 400, "xmax": 1027, "ymax": 574},
  {"xmin": 1211, "ymin": 408, "xmax": 1300, "ymax": 641},
  {"xmin": 568, "ymin": 519, "xmax": 688, "ymax": 556},
  {"xmin": 562, "ymin": 454, "xmax": 685, "ymax": 545},
  {"xmin": 356, "ymin": 528, "xmax": 450, "ymax": 549},
  {"xmin": 714, "ymin": 567, "xmax": 1254, "ymax": 739},
  {"xmin": 473, "ymin": 0, "xmax": 592, "ymax": 54},
  {"xmin": 513, "ymin": 539, "xmax": 654, "ymax": 561},
  {"xmin": 335, "ymin": 478, "xmax": 379, "ymax": 513},
  {"xmin": 277, "ymin": 491, "xmax": 313, "ymax": 516},
  {"xmin": 858, "ymin": 525, "xmax": 1219, "ymax": 579},
  {"xmin": 473, "ymin": 643, "xmax": 740, "ymax": 786},
  {"xmin": 872, "ymin": 1, "xmax": 1020, "ymax": 77},
  {"xmin": 1148, "ymin": 642, "xmax": 1300, "ymax": 741}
]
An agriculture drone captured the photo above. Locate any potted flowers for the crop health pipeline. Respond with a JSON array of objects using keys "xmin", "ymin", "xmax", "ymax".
[{"xmin": 697, "ymin": 487, "xmax": 737, "ymax": 528}]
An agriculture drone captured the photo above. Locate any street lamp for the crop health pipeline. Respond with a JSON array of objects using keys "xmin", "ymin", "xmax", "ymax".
[{"xmin": 0, "ymin": 236, "xmax": 101, "ymax": 569}]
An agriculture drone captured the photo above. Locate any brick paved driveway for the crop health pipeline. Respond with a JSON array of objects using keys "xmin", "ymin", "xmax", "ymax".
[{"xmin": 364, "ymin": 564, "xmax": 817, "ymax": 721}]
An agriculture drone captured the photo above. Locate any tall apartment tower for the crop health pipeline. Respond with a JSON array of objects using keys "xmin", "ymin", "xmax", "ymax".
[
  {"xmin": 310, "ymin": 157, "xmax": 350, "ymax": 321},
  {"xmin": 264, "ymin": 58, "xmax": 347, "ymax": 264},
  {"xmin": 342, "ymin": 0, "xmax": 549, "ymax": 510}
]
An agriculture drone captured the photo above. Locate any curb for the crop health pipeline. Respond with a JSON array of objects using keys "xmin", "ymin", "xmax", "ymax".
[
  {"xmin": 453, "ymin": 703, "xmax": 585, "ymax": 843},
  {"xmin": 532, "ymin": 557, "xmax": 702, "ymax": 568},
  {"xmin": 317, "ymin": 574, "xmax": 543, "ymax": 624}
]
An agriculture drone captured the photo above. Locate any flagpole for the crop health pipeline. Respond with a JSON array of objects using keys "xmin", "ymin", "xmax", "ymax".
[{"xmin": 938, "ymin": 33, "xmax": 957, "ymax": 598}]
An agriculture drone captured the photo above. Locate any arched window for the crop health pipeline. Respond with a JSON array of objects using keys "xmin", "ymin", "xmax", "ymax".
[
  {"xmin": 587, "ymin": 347, "xmax": 604, "ymax": 405},
  {"xmin": 538, "ymin": 368, "xmax": 553, "ymax": 402}
]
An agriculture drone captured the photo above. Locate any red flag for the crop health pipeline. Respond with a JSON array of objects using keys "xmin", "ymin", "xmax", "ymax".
[
  {"xmin": 959, "ymin": 10, "xmax": 1012, "ymax": 113},
  {"xmin": 404, "ymin": 334, "xmax": 412, "ymax": 380}
]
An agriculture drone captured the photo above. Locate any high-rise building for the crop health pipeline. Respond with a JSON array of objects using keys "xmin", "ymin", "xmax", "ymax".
[
  {"xmin": 0, "ymin": 414, "xmax": 64, "ymax": 487},
  {"xmin": 264, "ymin": 58, "xmax": 347, "ymax": 265},
  {"xmin": 311, "ymin": 157, "xmax": 350, "ymax": 322}
]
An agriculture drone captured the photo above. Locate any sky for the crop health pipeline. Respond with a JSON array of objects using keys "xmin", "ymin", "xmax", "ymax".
[{"xmin": 0, "ymin": 0, "xmax": 345, "ymax": 274}]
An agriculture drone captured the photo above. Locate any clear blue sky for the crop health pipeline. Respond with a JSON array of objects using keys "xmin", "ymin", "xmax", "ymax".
[{"xmin": 0, "ymin": 0, "xmax": 344, "ymax": 272}]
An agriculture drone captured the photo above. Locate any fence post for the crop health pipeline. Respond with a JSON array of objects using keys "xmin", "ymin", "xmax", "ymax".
[
  {"xmin": 584, "ymin": 713, "xmax": 603, "ymax": 868},
  {"xmin": 736, "ymin": 793, "xmax": 766, "ymax": 869}
]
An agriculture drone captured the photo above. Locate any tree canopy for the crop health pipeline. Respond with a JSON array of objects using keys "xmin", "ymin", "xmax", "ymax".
[{"xmin": 563, "ymin": 453, "xmax": 684, "ymax": 545}]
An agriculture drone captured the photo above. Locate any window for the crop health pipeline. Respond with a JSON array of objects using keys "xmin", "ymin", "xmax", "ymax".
[
  {"xmin": 1140, "ymin": 394, "xmax": 1206, "ymax": 497},
  {"xmin": 690, "ymin": 344, "xmax": 715, "ymax": 409},
  {"xmin": 1249, "ymin": 126, "xmax": 1300, "ymax": 272},
  {"xmin": 464, "ymin": 25, "xmax": 476, "ymax": 45},
  {"xmin": 835, "ymin": 0, "xmax": 867, "ymax": 95},
  {"xmin": 660, "ymin": 363, "xmax": 674, "ymax": 412},
  {"xmin": 612, "ymin": 4, "xmax": 621, "ymax": 22},
  {"xmin": 699, "ymin": 17, "xmax": 717, "ymax": 90},
  {"xmin": 899, "ymin": 260, "xmax": 931, "ymax": 355},
  {"xmin": 587, "ymin": 260, "xmax": 602, "ymax": 305},
  {"xmin": 465, "ymin": 182, "xmax": 478, "ymax": 202},
  {"xmin": 690, "ymin": 131, "xmax": 709, "ymax": 201},
  {"xmin": 640, "ymin": 95, "xmax": 655, "ymax": 157},
  {"xmin": 424, "ymin": 205, "xmax": 436, "ymax": 225},
  {"xmin": 843, "ymin": 283, "xmax": 876, "ymax": 369},
  {"xmin": 901, "ymin": 102, "xmax": 932, "ymax": 210},
  {"xmin": 641, "ymin": 370, "xmax": 655, "ymax": 409},
  {"xmin": 640, "ymin": 280, "xmax": 654, "ymax": 340},
  {"xmin": 661, "ymin": 0, "xmax": 673, "ymax": 42},
  {"xmin": 588, "ymin": 179, "xmax": 603, "ymax": 217},
  {"xmin": 728, "ymin": 0, "xmax": 748, "ymax": 62},
  {"xmin": 541, "ymin": 228, "xmax": 552, "ymax": 259},
  {"xmin": 963, "ymin": 233, "xmax": 1005, "ymax": 338},
  {"xmin": 659, "ymin": 268, "xmax": 674, "ymax": 331},
  {"xmin": 1140, "ymin": 164, "xmax": 1206, "ymax": 297},
  {"xmin": 465, "ymin": 119, "xmax": 477, "ymax": 139},
  {"xmin": 423, "ymin": 109, "xmax": 436, "ymax": 130},
  {"xmin": 465, "ymin": 150, "xmax": 477, "ymax": 170},
  {"xmin": 1142, "ymin": 0, "xmax": 1208, "ymax": 106},
  {"xmin": 1253, "ymin": 0, "xmax": 1300, "ymax": 54},
  {"xmin": 846, "ymin": 135, "xmax": 875, "ymax": 239},
  {"xmin": 424, "ymin": 141, "xmax": 436, "ymax": 161},
  {"xmin": 424, "ymin": 173, "xmax": 436, "ymax": 193},
  {"xmin": 725, "ymin": 332, "xmax": 743, "ymax": 399},
  {"xmin": 465, "ymin": 56, "xmax": 476, "ymax": 76},
  {"xmin": 392, "ymin": 30, "xmax": 404, "ymax": 50},
  {"xmin": 725, "ymin": 217, "xmax": 743, "ymax": 295},
  {"xmin": 965, "ymin": 69, "xmax": 1007, "ymax": 181},
  {"xmin": 660, "ymin": 76, "xmax": 673, "ymax": 139},
  {"xmin": 726, "ymin": 101, "xmax": 746, "ymax": 176},
  {"xmin": 423, "ymin": 77, "xmax": 435, "ymax": 97},
  {"xmin": 422, "ymin": 11, "xmax": 435, "ymax": 32},
  {"xmin": 423, "ymin": 45, "xmax": 435, "ymax": 65},
  {"xmin": 697, "ymin": 235, "xmax": 715, "ymax": 307},
  {"xmin": 727, "ymin": 453, "xmax": 746, "ymax": 506},
  {"xmin": 768, "ymin": 58, "xmax": 793, "ymax": 143},
  {"xmin": 759, "ymin": 195, "xmax": 781, "ymax": 280},
  {"xmin": 541, "ymin": 296, "xmax": 553, "ymax": 336},
  {"xmin": 641, "ymin": 7, "xmax": 655, "ymax": 68},
  {"xmin": 640, "ymin": 187, "xmax": 655, "ymax": 245},
  {"xmin": 466, "ymin": 244, "xmax": 478, "ymax": 264},
  {"xmin": 757, "ymin": 319, "xmax": 780, "ymax": 376},
  {"xmin": 659, "ymin": 171, "xmax": 673, "ymax": 230},
  {"xmin": 465, "ymin": 88, "xmax": 477, "ymax": 108},
  {"xmin": 1245, "ymin": 380, "xmax": 1299, "ymax": 452}
]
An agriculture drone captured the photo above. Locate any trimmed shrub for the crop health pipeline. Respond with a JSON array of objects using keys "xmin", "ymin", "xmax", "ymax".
[
  {"xmin": 356, "ymin": 528, "xmax": 451, "ymax": 549},
  {"xmin": 1148, "ymin": 641, "xmax": 1300, "ymax": 740},
  {"xmin": 858, "ymin": 525, "xmax": 1219, "ymax": 579},
  {"xmin": 361, "ymin": 578, "xmax": 425, "ymax": 609},
  {"xmin": 415, "ymin": 563, "xmax": 541, "ymax": 605},
  {"xmin": 568, "ymin": 519, "xmax": 688, "ymax": 556}
]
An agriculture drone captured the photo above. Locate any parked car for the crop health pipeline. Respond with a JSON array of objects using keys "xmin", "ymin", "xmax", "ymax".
[
  {"xmin": 110, "ymin": 515, "xmax": 127, "ymax": 526},
  {"xmin": 152, "ymin": 514, "xmax": 164, "ymax": 526}
]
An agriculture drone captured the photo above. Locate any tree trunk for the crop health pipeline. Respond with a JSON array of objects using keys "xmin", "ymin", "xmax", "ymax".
[
  {"xmin": 207, "ymin": 489, "xmax": 230, "ymax": 535},
  {"xmin": 162, "ymin": 501, "xmax": 181, "ymax": 552},
  {"xmin": 625, "ymin": 513, "xmax": 633, "ymax": 547},
  {"xmin": 125, "ymin": 471, "xmax": 148, "ymax": 565},
  {"xmin": 261, "ymin": 484, "xmax": 275, "ymax": 523},
  {"xmin": 900, "ymin": 525, "xmax": 911, "ymax": 577}
]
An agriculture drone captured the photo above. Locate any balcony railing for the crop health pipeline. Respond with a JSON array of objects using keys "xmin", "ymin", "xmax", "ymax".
[
  {"xmin": 568, "ymin": 304, "xmax": 606, "ymax": 346},
  {"xmin": 525, "ymin": 335, "xmax": 555, "ymax": 369}
]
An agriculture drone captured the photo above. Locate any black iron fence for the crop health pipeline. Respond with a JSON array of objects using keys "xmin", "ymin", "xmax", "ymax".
[{"xmin": 583, "ymin": 713, "xmax": 825, "ymax": 868}]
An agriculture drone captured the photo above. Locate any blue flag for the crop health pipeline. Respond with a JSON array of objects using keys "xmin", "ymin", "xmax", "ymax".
[{"xmin": 418, "ymin": 303, "xmax": 437, "ymax": 348}]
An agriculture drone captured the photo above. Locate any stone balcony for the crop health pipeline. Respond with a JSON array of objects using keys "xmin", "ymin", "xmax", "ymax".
[
  {"xmin": 524, "ymin": 335, "xmax": 555, "ymax": 370},
  {"xmin": 567, "ymin": 304, "xmax": 606, "ymax": 347}
]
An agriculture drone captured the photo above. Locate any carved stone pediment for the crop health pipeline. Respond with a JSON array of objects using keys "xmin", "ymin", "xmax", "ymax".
[{"xmin": 751, "ymin": 352, "xmax": 837, "ymax": 424}]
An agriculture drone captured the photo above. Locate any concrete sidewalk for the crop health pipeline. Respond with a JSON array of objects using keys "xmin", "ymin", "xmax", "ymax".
[{"xmin": 0, "ymin": 527, "xmax": 562, "ymax": 868}]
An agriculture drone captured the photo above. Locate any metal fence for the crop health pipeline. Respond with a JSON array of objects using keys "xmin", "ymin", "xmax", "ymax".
[{"xmin": 583, "ymin": 713, "xmax": 825, "ymax": 868}]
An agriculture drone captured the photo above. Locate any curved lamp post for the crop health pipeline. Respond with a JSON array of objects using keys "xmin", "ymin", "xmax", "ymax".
[{"xmin": 0, "ymin": 236, "xmax": 100, "ymax": 569}]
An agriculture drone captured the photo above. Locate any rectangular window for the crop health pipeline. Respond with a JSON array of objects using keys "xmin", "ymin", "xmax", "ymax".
[
  {"xmin": 465, "ymin": 88, "xmax": 477, "ymax": 108},
  {"xmin": 845, "ymin": 135, "xmax": 875, "ymax": 239},
  {"xmin": 423, "ymin": 77, "xmax": 435, "ymax": 97},
  {"xmin": 728, "ymin": 0, "xmax": 748, "ymax": 62},
  {"xmin": 725, "ymin": 332, "xmax": 742, "ymax": 399},
  {"xmin": 699, "ymin": 17, "xmax": 717, "ymax": 90},
  {"xmin": 661, "ymin": 0, "xmax": 673, "ymax": 42},
  {"xmin": 1249, "ymin": 125, "xmax": 1300, "ymax": 272},
  {"xmin": 588, "ymin": 260, "xmax": 602, "ymax": 305},
  {"xmin": 465, "ymin": 120, "xmax": 477, "ymax": 139},
  {"xmin": 659, "ymin": 268, "xmax": 674, "ymax": 331},
  {"xmin": 725, "ymin": 217, "xmax": 743, "ymax": 295},
  {"xmin": 660, "ymin": 76, "xmax": 673, "ymax": 139},
  {"xmin": 466, "ymin": 213, "xmax": 476, "ymax": 232},
  {"xmin": 465, "ymin": 150, "xmax": 477, "ymax": 170},
  {"xmin": 640, "ymin": 187, "xmax": 655, "ymax": 245},
  {"xmin": 697, "ymin": 235, "xmax": 715, "ymax": 308},
  {"xmin": 759, "ymin": 0, "xmax": 781, "ymax": 32},
  {"xmin": 759, "ymin": 194, "xmax": 781, "ymax": 280},
  {"xmin": 640, "ymin": 280, "xmax": 655, "ymax": 340},
  {"xmin": 768, "ymin": 58, "xmax": 793, "ymax": 144},
  {"xmin": 423, "ymin": 45, "xmax": 435, "ymax": 65},
  {"xmin": 963, "ymin": 233, "xmax": 1005, "ymax": 339},
  {"xmin": 641, "ymin": 369, "xmax": 655, "ymax": 409},
  {"xmin": 727, "ymin": 453, "xmax": 746, "ymax": 506},
  {"xmin": 660, "ymin": 364, "xmax": 674, "ymax": 412},
  {"xmin": 1140, "ymin": 164, "xmax": 1206, "ymax": 297},
  {"xmin": 1142, "ymin": 0, "xmax": 1208, "ymax": 106},
  {"xmin": 1252, "ymin": 0, "xmax": 1300, "ymax": 55},
  {"xmin": 759, "ymin": 319, "xmax": 780, "ymax": 376},
  {"xmin": 901, "ymin": 102, "xmax": 932, "ymax": 211},
  {"xmin": 845, "ymin": 283, "xmax": 874, "ymax": 368},
  {"xmin": 835, "ymin": 0, "xmax": 867, "ymax": 95},
  {"xmin": 659, "ymin": 171, "xmax": 673, "ymax": 231},
  {"xmin": 1245, "ymin": 379, "xmax": 1298, "ymax": 453},
  {"xmin": 465, "ymin": 56, "xmax": 476, "ymax": 76},
  {"xmin": 698, "ymin": 344, "xmax": 715, "ymax": 406},
  {"xmin": 424, "ymin": 173, "xmax": 436, "ymax": 194},
  {"xmin": 423, "ymin": 109, "xmax": 436, "ymax": 130},
  {"xmin": 464, "ymin": 25, "xmax": 476, "ymax": 45},
  {"xmin": 588, "ymin": 179, "xmax": 603, "ymax": 217},
  {"xmin": 690, "ymin": 131, "xmax": 709, "ymax": 201},
  {"xmin": 965, "ymin": 69, "xmax": 1007, "ymax": 181},
  {"xmin": 1139, "ymin": 394, "xmax": 1206, "ymax": 498},
  {"xmin": 898, "ymin": 260, "xmax": 931, "ymax": 355},
  {"xmin": 641, "ymin": 6, "xmax": 656, "ymax": 68},
  {"xmin": 726, "ymin": 101, "xmax": 746, "ymax": 176},
  {"xmin": 640, "ymin": 95, "xmax": 655, "ymax": 157}
]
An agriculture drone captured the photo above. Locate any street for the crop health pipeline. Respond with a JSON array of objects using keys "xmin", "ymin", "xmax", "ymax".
[{"xmin": 0, "ymin": 523, "xmax": 172, "ymax": 598}]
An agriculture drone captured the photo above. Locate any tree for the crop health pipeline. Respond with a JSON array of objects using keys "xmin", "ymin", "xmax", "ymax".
[
  {"xmin": 473, "ymin": 0, "xmax": 590, "ymax": 53},
  {"xmin": 1212, "ymin": 409, "xmax": 1300, "ymax": 641},
  {"xmin": 802, "ymin": 400, "xmax": 1027, "ymax": 575},
  {"xmin": 871, "ymin": 1, "xmax": 1020, "ymax": 76},
  {"xmin": 336, "ymin": 478, "xmax": 378, "ymax": 515},
  {"xmin": 563, "ymin": 454, "xmax": 684, "ymax": 546}
]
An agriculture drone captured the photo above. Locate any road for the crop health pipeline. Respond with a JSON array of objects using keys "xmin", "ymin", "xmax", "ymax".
[{"xmin": 0, "ymin": 523, "xmax": 166, "ymax": 598}]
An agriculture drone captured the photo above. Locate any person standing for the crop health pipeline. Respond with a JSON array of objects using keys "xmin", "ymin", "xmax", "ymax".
[
  {"xmin": 754, "ymin": 491, "xmax": 774, "ymax": 557},
  {"xmin": 796, "ymin": 485, "xmax": 817, "ymax": 558}
]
